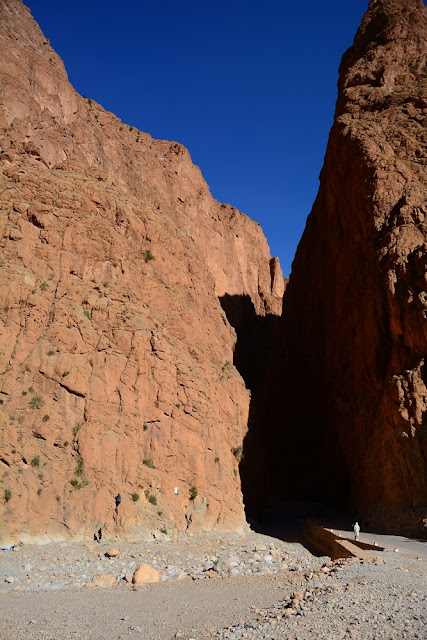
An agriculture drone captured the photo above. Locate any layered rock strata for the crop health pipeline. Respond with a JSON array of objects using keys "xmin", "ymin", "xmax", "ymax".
[
  {"xmin": 0, "ymin": 0, "xmax": 283, "ymax": 543},
  {"xmin": 274, "ymin": 0, "xmax": 427, "ymax": 537}
]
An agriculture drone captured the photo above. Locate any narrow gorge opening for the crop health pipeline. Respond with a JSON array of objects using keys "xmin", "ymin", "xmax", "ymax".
[{"xmin": 220, "ymin": 293, "xmax": 353, "ymax": 538}]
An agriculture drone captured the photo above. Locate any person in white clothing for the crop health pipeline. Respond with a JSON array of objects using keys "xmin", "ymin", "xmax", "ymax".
[{"xmin": 353, "ymin": 521, "xmax": 360, "ymax": 541}]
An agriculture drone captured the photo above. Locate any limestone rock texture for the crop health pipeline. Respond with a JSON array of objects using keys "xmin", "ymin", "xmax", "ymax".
[
  {"xmin": 276, "ymin": 0, "xmax": 427, "ymax": 537},
  {"xmin": 0, "ymin": 0, "xmax": 283, "ymax": 544}
]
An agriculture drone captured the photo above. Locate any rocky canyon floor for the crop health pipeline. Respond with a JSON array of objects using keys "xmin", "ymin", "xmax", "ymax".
[{"xmin": 0, "ymin": 529, "xmax": 426, "ymax": 640}]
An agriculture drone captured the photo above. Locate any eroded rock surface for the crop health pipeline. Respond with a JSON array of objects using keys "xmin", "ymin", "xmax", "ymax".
[
  {"xmin": 0, "ymin": 0, "xmax": 283, "ymax": 543},
  {"xmin": 273, "ymin": 0, "xmax": 427, "ymax": 537}
]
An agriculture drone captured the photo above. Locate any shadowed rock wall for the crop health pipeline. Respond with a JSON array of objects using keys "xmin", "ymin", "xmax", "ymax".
[{"xmin": 271, "ymin": 0, "xmax": 427, "ymax": 537}]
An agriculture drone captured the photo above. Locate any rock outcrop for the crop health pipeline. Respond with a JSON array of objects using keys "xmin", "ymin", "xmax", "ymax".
[
  {"xmin": 0, "ymin": 0, "xmax": 283, "ymax": 543},
  {"xmin": 1, "ymin": 0, "xmax": 425, "ymax": 544},
  {"xmin": 271, "ymin": 0, "xmax": 427, "ymax": 537}
]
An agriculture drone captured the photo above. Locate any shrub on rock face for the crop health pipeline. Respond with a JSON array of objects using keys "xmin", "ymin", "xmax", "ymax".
[
  {"xmin": 29, "ymin": 395, "xmax": 44, "ymax": 409},
  {"xmin": 131, "ymin": 492, "xmax": 140, "ymax": 502},
  {"xmin": 4, "ymin": 488, "xmax": 12, "ymax": 503},
  {"xmin": 231, "ymin": 446, "xmax": 243, "ymax": 461},
  {"xmin": 75, "ymin": 456, "xmax": 84, "ymax": 476},
  {"xmin": 142, "ymin": 249, "xmax": 155, "ymax": 263},
  {"xmin": 189, "ymin": 485, "xmax": 198, "ymax": 501}
]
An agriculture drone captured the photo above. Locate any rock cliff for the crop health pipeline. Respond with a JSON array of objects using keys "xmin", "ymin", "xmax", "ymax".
[
  {"xmin": 1, "ymin": 0, "xmax": 426, "ymax": 544},
  {"xmin": 0, "ymin": 0, "xmax": 283, "ymax": 543},
  {"xmin": 271, "ymin": 0, "xmax": 427, "ymax": 537}
]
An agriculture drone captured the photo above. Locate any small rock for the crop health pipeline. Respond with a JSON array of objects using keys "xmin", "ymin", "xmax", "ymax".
[
  {"xmin": 215, "ymin": 557, "xmax": 235, "ymax": 572},
  {"xmin": 132, "ymin": 563, "xmax": 160, "ymax": 585},
  {"xmin": 105, "ymin": 547, "xmax": 120, "ymax": 558},
  {"xmin": 85, "ymin": 574, "xmax": 117, "ymax": 588},
  {"xmin": 5, "ymin": 577, "xmax": 14, "ymax": 584}
]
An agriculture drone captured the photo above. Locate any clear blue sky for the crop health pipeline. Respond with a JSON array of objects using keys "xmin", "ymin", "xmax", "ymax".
[{"xmin": 25, "ymin": 0, "xmax": 369, "ymax": 276}]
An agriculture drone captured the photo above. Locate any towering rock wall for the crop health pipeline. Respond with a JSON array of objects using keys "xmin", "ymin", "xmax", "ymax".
[
  {"xmin": 0, "ymin": 0, "xmax": 283, "ymax": 543},
  {"xmin": 277, "ymin": 0, "xmax": 427, "ymax": 536}
]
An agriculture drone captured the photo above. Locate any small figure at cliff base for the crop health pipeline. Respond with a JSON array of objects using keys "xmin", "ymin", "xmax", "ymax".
[
  {"xmin": 353, "ymin": 522, "xmax": 360, "ymax": 541},
  {"xmin": 115, "ymin": 493, "xmax": 121, "ymax": 513},
  {"xmin": 93, "ymin": 527, "xmax": 102, "ymax": 543}
]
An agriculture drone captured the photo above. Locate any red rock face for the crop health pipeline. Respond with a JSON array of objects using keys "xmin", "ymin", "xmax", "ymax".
[
  {"xmin": 0, "ymin": 0, "xmax": 283, "ymax": 543},
  {"xmin": 275, "ymin": 0, "xmax": 427, "ymax": 537}
]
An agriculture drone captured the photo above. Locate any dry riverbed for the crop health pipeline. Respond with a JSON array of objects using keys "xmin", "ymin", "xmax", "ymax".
[{"xmin": 0, "ymin": 531, "xmax": 425, "ymax": 639}]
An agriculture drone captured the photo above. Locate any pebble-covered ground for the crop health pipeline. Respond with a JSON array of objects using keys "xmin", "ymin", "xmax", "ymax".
[
  {"xmin": 0, "ymin": 532, "xmax": 319, "ymax": 591},
  {"xmin": 213, "ymin": 552, "xmax": 427, "ymax": 640},
  {"xmin": 0, "ymin": 531, "xmax": 426, "ymax": 639}
]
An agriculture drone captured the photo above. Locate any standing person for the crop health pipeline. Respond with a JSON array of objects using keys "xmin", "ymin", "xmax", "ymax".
[
  {"xmin": 115, "ymin": 493, "xmax": 121, "ymax": 513},
  {"xmin": 353, "ymin": 521, "xmax": 360, "ymax": 541},
  {"xmin": 98, "ymin": 527, "xmax": 102, "ymax": 542}
]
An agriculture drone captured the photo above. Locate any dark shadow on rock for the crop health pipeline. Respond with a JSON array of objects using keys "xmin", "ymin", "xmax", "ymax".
[
  {"xmin": 219, "ymin": 293, "xmax": 352, "ymax": 549},
  {"xmin": 219, "ymin": 294, "xmax": 281, "ymax": 523}
]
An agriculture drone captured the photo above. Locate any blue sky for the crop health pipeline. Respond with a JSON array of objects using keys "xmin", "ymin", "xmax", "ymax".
[{"xmin": 25, "ymin": 0, "xmax": 369, "ymax": 275}]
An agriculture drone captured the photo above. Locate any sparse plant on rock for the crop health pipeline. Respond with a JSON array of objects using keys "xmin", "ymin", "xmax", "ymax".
[
  {"xmin": 222, "ymin": 360, "xmax": 232, "ymax": 372},
  {"xmin": 69, "ymin": 478, "xmax": 88, "ymax": 490},
  {"xmin": 42, "ymin": 414, "xmax": 50, "ymax": 422},
  {"xmin": 39, "ymin": 281, "xmax": 49, "ymax": 291},
  {"xmin": 231, "ymin": 446, "xmax": 243, "ymax": 462},
  {"xmin": 144, "ymin": 489, "xmax": 157, "ymax": 505},
  {"xmin": 131, "ymin": 492, "xmax": 140, "ymax": 502},
  {"xmin": 30, "ymin": 455, "xmax": 40, "ymax": 467},
  {"xmin": 29, "ymin": 394, "xmax": 44, "ymax": 409},
  {"xmin": 189, "ymin": 485, "xmax": 198, "ymax": 501},
  {"xmin": 142, "ymin": 249, "xmax": 155, "ymax": 263},
  {"xmin": 75, "ymin": 456, "xmax": 84, "ymax": 476},
  {"xmin": 143, "ymin": 458, "xmax": 155, "ymax": 469},
  {"xmin": 4, "ymin": 488, "xmax": 12, "ymax": 503}
]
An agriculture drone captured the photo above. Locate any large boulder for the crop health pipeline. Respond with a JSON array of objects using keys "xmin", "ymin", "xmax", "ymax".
[{"xmin": 132, "ymin": 563, "xmax": 160, "ymax": 585}]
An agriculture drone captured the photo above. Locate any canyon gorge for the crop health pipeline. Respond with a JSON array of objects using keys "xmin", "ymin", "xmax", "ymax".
[{"xmin": 0, "ymin": 0, "xmax": 426, "ymax": 545}]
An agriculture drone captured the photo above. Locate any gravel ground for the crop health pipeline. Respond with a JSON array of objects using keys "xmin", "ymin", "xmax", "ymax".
[{"xmin": 0, "ymin": 531, "xmax": 425, "ymax": 639}]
